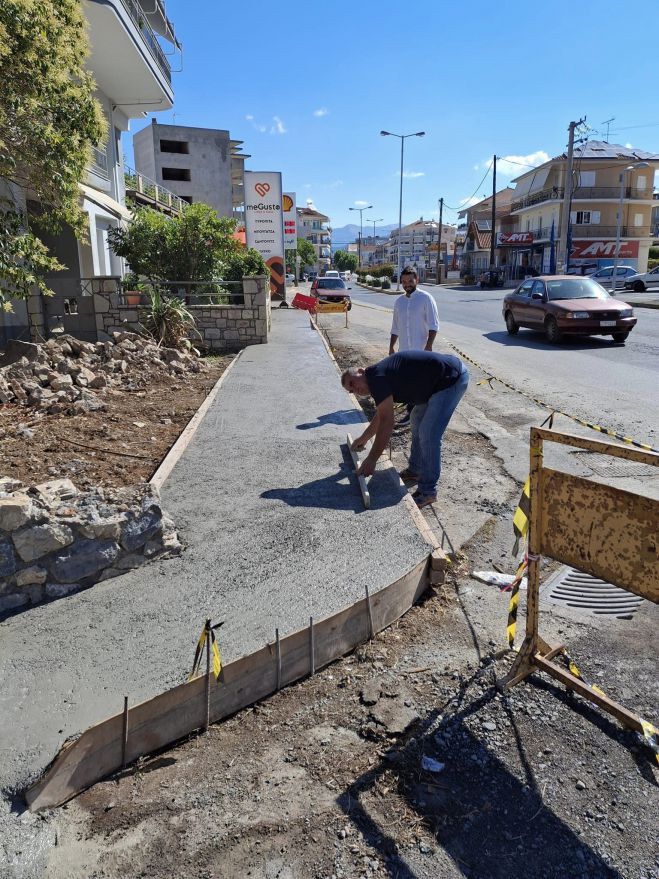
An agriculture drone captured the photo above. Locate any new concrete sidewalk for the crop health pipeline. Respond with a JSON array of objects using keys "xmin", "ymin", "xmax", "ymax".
[{"xmin": 0, "ymin": 308, "xmax": 429, "ymax": 797}]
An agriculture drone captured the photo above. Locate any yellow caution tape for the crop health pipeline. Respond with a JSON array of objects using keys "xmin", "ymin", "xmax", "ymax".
[
  {"xmin": 640, "ymin": 720, "xmax": 659, "ymax": 766},
  {"xmin": 506, "ymin": 555, "xmax": 528, "ymax": 647},
  {"xmin": 447, "ymin": 342, "xmax": 658, "ymax": 454},
  {"xmin": 512, "ymin": 478, "xmax": 530, "ymax": 556},
  {"xmin": 211, "ymin": 633, "xmax": 222, "ymax": 679}
]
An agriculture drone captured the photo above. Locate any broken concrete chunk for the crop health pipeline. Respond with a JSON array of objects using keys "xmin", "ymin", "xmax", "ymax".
[
  {"xmin": 49, "ymin": 538, "xmax": 120, "ymax": 582},
  {"xmin": 0, "ymin": 478, "xmax": 23, "ymax": 495},
  {"xmin": 49, "ymin": 374, "xmax": 73, "ymax": 391},
  {"xmin": 34, "ymin": 478, "xmax": 78, "ymax": 506},
  {"xmin": 370, "ymin": 698, "xmax": 420, "ymax": 736},
  {"xmin": 0, "ymin": 494, "xmax": 37, "ymax": 531},
  {"xmin": 12, "ymin": 523, "xmax": 75, "ymax": 563},
  {"xmin": 360, "ymin": 680, "xmax": 382, "ymax": 706}
]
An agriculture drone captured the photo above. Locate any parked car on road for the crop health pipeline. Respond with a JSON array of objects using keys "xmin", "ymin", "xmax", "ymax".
[
  {"xmin": 311, "ymin": 277, "xmax": 352, "ymax": 310},
  {"xmin": 285, "ymin": 273, "xmax": 296, "ymax": 284},
  {"xmin": 502, "ymin": 276, "xmax": 636, "ymax": 344},
  {"xmin": 623, "ymin": 265, "xmax": 659, "ymax": 292},
  {"xmin": 479, "ymin": 268, "xmax": 505, "ymax": 289},
  {"xmin": 588, "ymin": 265, "xmax": 638, "ymax": 288},
  {"xmin": 324, "ymin": 270, "xmax": 340, "ymax": 279}
]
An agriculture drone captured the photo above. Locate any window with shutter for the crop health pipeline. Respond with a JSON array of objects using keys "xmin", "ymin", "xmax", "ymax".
[
  {"xmin": 591, "ymin": 211, "xmax": 601, "ymax": 224},
  {"xmin": 570, "ymin": 211, "xmax": 576, "ymax": 224},
  {"xmin": 578, "ymin": 171, "xmax": 596, "ymax": 187},
  {"xmin": 634, "ymin": 213, "xmax": 644, "ymax": 227},
  {"xmin": 637, "ymin": 175, "xmax": 647, "ymax": 190}
]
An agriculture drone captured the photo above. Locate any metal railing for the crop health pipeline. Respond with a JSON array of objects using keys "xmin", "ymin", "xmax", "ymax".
[
  {"xmin": 511, "ymin": 187, "xmax": 564, "ymax": 212},
  {"xmin": 572, "ymin": 224, "xmax": 651, "ymax": 238},
  {"xmin": 79, "ymin": 277, "xmax": 121, "ymax": 297},
  {"xmin": 117, "ymin": 0, "xmax": 172, "ymax": 83},
  {"xmin": 148, "ymin": 280, "xmax": 245, "ymax": 306},
  {"xmin": 572, "ymin": 186, "xmax": 649, "ymax": 200},
  {"xmin": 124, "ymin": 165, "xmax": 187, "ymax": 214}
]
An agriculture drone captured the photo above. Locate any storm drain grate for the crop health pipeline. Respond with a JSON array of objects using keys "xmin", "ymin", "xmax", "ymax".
[
  {"xmin": 570, "ymin": 451, "xmax": 658, "ymax": 480},
  {"xmin": 541, "ymin": 566, "xmax": 645, "ymax": 620}
]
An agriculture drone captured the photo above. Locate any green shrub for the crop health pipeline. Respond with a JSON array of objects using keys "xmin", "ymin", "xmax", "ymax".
[
  {"xmin": 381, "ymin": 279, "xmax": 391, "ymax": 290},
  {"xmin": 647, "ymin": 258, "xmax": 659, "ymax": 271},
  {"xmin": 379, "ymin": 264, "xmax": 395, "ymax": 279},
  {"xmin": 372, "ymin": 278, "xmax": 381, "ymax": 288},
  {"xmin": 649, "ymin": 247, "xmax": 659, "ymax": 260}
]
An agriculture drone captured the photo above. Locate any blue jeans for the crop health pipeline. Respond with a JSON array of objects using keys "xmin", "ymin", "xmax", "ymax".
[{"xmin": 408, "ymin": 367, "xmax": 469, "ymax": 496}]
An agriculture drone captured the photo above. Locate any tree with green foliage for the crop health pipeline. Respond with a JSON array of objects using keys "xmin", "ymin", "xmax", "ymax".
[
  {"xmin": 0, "ymin": 0, "xmax": 106, "ymax": 309},
  {"xmin": 108, "ymin": 203, "xmax": 266, "ymax": 294},
  {"xmin": 286, "ymin": 237, "xmax": 317, "ymax": 273},
  {"xmin": 333, "ymin": 250, "xmax": 358, "ymax": 272}
]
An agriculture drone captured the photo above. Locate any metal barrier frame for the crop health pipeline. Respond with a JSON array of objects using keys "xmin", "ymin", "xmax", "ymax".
[{"xmin": 504, "ymin": 427, "xmax": 659, "ymax": 736}]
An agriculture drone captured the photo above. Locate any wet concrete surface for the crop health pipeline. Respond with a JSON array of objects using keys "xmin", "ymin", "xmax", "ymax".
[{"xmin": 0, "ymin": 308, "xmax": 429, "ymax": 798}]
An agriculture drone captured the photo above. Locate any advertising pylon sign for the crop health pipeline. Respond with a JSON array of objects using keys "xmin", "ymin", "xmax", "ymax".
[{"xmin": 244, "ymin": 171, "xmax": 286, "ymax": 300}]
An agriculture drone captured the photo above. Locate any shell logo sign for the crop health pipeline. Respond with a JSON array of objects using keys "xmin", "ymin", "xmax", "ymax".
[{"xmin": 282, "ymin": 194, "xmax": 294, "ymax": 212}]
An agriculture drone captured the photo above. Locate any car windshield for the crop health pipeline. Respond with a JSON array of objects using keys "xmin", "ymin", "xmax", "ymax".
[
  {"xmin": 318, "ymin": 279, "xmax": 346, "ymax": 289},
  {"xmin": 546, "ymin": 279, "xmax": 611, "ymax": 301}
]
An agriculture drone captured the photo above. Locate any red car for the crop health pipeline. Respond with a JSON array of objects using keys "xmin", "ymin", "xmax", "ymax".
[
  {"xmin": 502, "ymin": 275, "xmax": 636, "ymax": 344},
  {"xmin": 311, "ymin": 277, "xmax": 352, "ymax": 310}
]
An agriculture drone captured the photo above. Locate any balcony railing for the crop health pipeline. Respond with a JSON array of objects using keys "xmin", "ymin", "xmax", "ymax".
[
  {"xmin": 511, "ymin": 187, "xmax": 564, "ymax": 212},
  {"xmin": 572, "ymin": 224, "xmax": 651, "ymax": 238},
  {"xmin": 572, "ymin": 186, "xmax": 650, "ymax": 200},
  {"xmin": 117, "ymin": 0, "xmax": 172, "ymax": 83},
  {"xmin": 124, "ymin": 165, "xmax": 186, "ymax": 214}
]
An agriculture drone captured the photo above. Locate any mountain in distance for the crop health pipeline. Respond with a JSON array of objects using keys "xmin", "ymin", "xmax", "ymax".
[{"xmin": 331, "ymin": 223, "xmax": 398, "ymax": 246}]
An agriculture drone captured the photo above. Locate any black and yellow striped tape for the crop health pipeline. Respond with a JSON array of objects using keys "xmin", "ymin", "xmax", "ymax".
[
  {"xmin": 512, "ymin": 478, "xmax": 530, "ymax": 555},
  {"xmin": 189, "ymin": 621, "xmax": 222, "ymax": 682},
  {"xmin": 450, "ymin": 343, "xmax": 658, "ymax": 454},
  {"xmin": 506, "ymin": 555, "xmax": 528, "ymax": 647}
]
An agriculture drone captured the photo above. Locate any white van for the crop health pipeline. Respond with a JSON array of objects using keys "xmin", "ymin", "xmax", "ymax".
[
  {"xmin": 339, "ymin": 271, "xmax": 350, "ymax": 282},
  {"xmin": 324, "ymin": 270, "xmax": 340, "ymax": 278}
]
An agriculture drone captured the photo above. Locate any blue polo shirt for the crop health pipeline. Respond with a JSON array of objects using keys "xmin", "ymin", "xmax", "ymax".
[{"xmin": 365, "ymin": 351, "xmax": 463, "ymax": 406}]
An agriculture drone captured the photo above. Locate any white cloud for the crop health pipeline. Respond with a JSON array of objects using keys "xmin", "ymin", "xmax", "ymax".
[
  {"xmin": 326, "ymin": 179, "xmax": 343, "ymax": 189},
  {"xmin": 477, "ymin": 150, "xmax": 550, "ymax": 177},
  {"xmin": 313, "ymin": 107, "xmax": 329, "ymax": 117},
  {"xmin": 625, "ymin": 142, "xmax": 633, "ymax": 149},
  {"xmin": 271, "ymin": 116, "xmax": 287, "ymax": 135},
  {"xmin": 354, "ymin": 200, "xmax": 370, "ymax": 207},
  {"xmin": 306, "ymin": 198, "xmax": 316, "ymax": 209},
  {"xmin": 459, "ymin": 195, "xmax": 480, "ymax": 207},
  {"xmin": 245, "ymin": 114, "xmax": 253, "ymax": 121},
  {"xmin": 303, "ymin": 183, "xmax": 312, "ymax": 189},
  {"xmin": 400, "ymin": 170, "xmax": 425, "ymax": 178}
]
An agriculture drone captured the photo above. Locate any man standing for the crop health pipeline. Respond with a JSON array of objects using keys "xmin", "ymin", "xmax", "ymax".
[
  {"xmin": 389, "ymin": 267, "xmax": 440, "ymax": 426},
  {"xmin": 341, "ymin": 351, "xmax": 469, "ymax": 508}
]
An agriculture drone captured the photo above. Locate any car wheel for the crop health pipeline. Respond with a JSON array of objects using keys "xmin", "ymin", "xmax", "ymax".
[
  {"xmin": 612, "ymin": 332, "xmax": 629, "ymax": 343},
  {"xmin": 545, "ymin": 316, "xmax": 562, "ymax": 344},
  {"xmin": 505, "ymin": 311, "xmax": 519, "ymax": 335},
  {"xmin": 633, "ymin": 280, "xmax": 645, "ymax": 292}
]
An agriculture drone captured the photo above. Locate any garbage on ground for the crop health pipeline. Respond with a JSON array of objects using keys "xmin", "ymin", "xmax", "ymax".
[
  {"xmin": 421, "ymin": 756, "xmax": 445, "ymax": 773},
  {"xmin": 472, "ymin": 570, "xmax": 527, "ymax": 591}
]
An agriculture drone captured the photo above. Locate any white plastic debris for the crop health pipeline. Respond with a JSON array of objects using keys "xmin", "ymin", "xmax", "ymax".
[{"xmin": 472, "ymin": 571, "xmax": 527, "ymax": 590}]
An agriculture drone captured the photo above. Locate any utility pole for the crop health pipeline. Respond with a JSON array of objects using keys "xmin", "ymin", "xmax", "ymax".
[
  {"xmin": 489, "ymin": 154, "xmax": 497, "ymax": 269},
  {"xmin": 557, "ymin": 117, "xmax": 586, "ymax": 273},
  {"xmin": 435, "ymin": 198, "xmax": 444, "ymax": 284}
]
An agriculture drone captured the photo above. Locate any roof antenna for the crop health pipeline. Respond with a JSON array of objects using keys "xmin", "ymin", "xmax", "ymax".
[{"xmin": 601, "ymin": 117, "xmax": 615, "ymax": 142}]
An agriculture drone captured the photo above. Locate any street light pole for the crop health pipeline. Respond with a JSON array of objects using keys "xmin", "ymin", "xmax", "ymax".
[
  {"xmin": 366, "ymin": 217, "xmax": 383, "ymax": 268},
  {"xmin": 380, "ymin": 129, "xmax": 425, "ymax": 290},
  {"xmin": 349, "ymin": 204, "xmax": 373, "ymax": 269},
  {"xmin": 611, "ymin": 161, "xmax": 649, "ymax": 293}
]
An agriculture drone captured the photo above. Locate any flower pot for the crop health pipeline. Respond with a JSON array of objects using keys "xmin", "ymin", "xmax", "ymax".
[{"xmin": 124, "ymin": 291, "xmax": 142, "ymax": 307}]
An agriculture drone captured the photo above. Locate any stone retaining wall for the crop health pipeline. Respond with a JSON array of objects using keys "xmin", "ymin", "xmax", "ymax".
[
  {"xmin": 0, "ymin": 477, "xmax": 181, "ymax": 616},
  {"xmin": 92, "ymin": 275, "xmax": 271, "ymax": 352}
]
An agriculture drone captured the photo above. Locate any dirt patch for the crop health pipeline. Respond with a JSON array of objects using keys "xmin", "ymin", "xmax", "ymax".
[{"xmin": 0, "ymin": 357, "xmax": 230, "ymax": 490}]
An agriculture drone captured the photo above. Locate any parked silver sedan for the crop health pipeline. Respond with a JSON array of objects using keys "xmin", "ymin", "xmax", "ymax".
[{"xmin": 623, "ymin": 265, "xmax": 659, "ymax": 292}]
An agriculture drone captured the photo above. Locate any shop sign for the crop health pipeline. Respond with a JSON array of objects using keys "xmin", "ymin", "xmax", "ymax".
[
  {"xmin": 244, "ymin": 171, "xmax": 286, "ymax": 299},
  {"xmin": 283, "ymin": 192, "xmax": 297, "ymax": 250},
  {"xmin": 570, "ymin": 240, "xmax": 639, "ymax": 259},
  {"xmin": 497, "ymin": 232, "xmax": 534, "ymax": 245}
]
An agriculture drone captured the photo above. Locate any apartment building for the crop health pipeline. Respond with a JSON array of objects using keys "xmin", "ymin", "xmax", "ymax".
[
  {"xmin": 297, "ymin": 207, "xmax": 332, "ymax": 272},
  {"xmin": 3, "ymin": 0, "xmax": 180, "ymax": 344},
  {"xmin": 387, "ymin": 219, "xmax": 457, "ymax": 279},
  {"xmin": 133, "ymin": 122, "xmax": 249, "ymax": 220},
  {"xmin": 509, "ymin": 141, "xmax": 659, "ymax": 273},
  {"xmin": 458, "ymin": 188, "xmax": 516, "ymax": 277}
]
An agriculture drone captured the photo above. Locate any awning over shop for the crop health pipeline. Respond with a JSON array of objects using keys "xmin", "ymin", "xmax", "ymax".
[{"xmin": 79, "ymin": 183, "xmax": 131, "ymax": 222}]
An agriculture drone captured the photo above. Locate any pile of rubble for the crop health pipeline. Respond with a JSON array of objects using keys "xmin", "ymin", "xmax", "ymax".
[
  {"xmin": 0, "ymin": 332, "xmax": 208, "ymax": 415},
  {"xmin": 0, "ymin": 476, "xmax": 181, "ymax": 615}
]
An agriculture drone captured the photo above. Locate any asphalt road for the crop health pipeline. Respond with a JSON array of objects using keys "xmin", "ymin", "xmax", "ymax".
[{"xmin": 347, "ymin": 284, "xmax": 659, "ymax": 450}]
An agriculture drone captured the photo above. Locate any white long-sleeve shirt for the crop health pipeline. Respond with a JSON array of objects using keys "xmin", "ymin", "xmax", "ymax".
[{"xmin": 390, "ymin": 289, "xmax": 440, "ymax": 351}]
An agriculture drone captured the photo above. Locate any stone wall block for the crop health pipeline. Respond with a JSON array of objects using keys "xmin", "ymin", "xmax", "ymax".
[
  {"xmin": 12, "ymin": 523, "xmax": 75, "ymax": 563},
  {"xmin": 0, "ymin": 538, "xmax": 18, "ymax": 579},
  {"xmin": 120, "ymin": 509, "xmax": 162, "ymax": 552},
  {"xmin": 49, "ymin": 538, "xmax": 120, "ymax": 583},
  {"xmin": 0, "ymin": 495, "xmax": 38, "ymax": 531}
]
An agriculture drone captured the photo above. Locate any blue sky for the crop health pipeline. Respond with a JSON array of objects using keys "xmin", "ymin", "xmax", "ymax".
[{"xmin": 127, "ymin": 0, "xmax": 659, "ymax": 229}]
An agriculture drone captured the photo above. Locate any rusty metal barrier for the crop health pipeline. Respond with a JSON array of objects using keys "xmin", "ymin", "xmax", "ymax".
[{"xmin": 503, "ymin": 427, "xmax": 659, "ymax": 749}]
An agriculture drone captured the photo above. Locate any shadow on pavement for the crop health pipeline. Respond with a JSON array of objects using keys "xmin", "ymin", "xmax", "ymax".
[
  {"xmin": 296, "ymin": 409, "xmax": 365, "ymax": 430},
  {"xmin": 261, "ymin": 459, "xmax": 406, "ymax": 512},
  {"xmin": 336, "ymin": 687, "xmax": 626, "ymax": 879},
  {"xmin": 484, "ymin": 330, "xmax": 623, "ymax": 351}
]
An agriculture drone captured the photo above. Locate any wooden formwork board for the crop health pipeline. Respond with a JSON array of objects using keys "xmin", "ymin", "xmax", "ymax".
[{"xmin": 26, "ymin": 556, "xmax": 430, "ymax": 811}]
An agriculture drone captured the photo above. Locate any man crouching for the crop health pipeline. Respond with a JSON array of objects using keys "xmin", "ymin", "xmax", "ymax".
[{"xmin": 341, "ymin": 351, "xmax": 469, "ymax": 508}]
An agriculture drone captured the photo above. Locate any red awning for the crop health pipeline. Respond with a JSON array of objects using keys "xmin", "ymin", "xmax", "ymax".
[{"xmin": 233, "ymin": 227, "xmax": 246, "ymax": 246}]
